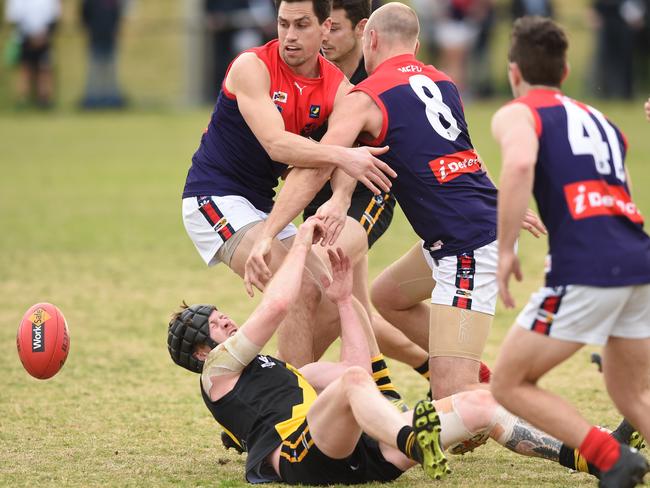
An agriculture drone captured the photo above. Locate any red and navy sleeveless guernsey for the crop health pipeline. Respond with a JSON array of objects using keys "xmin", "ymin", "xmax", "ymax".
[
  {"xmin": 351, "ymin": 54, "xmax": 497, "ymax": 258},
  {"xmin": 514, "ymin": 88, "xmax": 650, "ymax": 287},
  {"xmin": 182, "ymin": 39, "xmax": 344, "ymax": 212}
]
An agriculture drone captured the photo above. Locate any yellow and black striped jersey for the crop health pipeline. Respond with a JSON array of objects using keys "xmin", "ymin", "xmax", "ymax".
[{"xmin": 200, "ymin": 354, "xmax": 317, "ymax": 483}]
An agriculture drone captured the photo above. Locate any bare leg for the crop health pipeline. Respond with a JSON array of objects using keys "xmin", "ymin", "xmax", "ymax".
[
  {"xmin": 309, "ymin": 367, "xmax": 453, "ymax": 478},
  {"xmin": 16, "ymin": 64, "xmax": 31, "ymax": 104},
  {"xmin": 491, "ymin": 325, "xmax": 588, "ymax": 448},
  {"xmin": 36, "ymin": 65, "xmax": 54, "ymax": 105},
  {"xmin": 372, "ymin": 311, "xmax": 429, "ymax": 367},
  {"xmin": 440, "ymin": 45, "xmax": 469, "ymax": 94},
  {"xmin": 306, "ymin": 374, "xmax": 364, "ymax": 458},
  {"xmin": 430, "ymin": 356, "xmax": 481, "ymax": 399},
  {"xmin": 603, "ymin": 336, "xmax": 650, "ymax": 440},
  {"xmin": 371, "ymin": 242, "xmax": 434, "ymax": 350},
  {"xmin": 353, "ymin": 251, "xmax": 429, "ymax": 367},
  {"xmin": 308, "ymin": 367, "xmax": 412, "ymax": 457}
]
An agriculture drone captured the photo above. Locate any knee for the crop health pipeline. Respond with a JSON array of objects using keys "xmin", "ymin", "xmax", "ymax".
[
  {"xmin": 489, "ymin": 372, "xmax": 507, "ymax": 406},
  {"xmin": 370, "ymin": 274, "xmax": 399, "ymax": 313},
  {"xmin": 342, "ymin": 366, "xmax": 373, "ymax": 393},
  {"xmin": 490, "ymin": 367, "xmax": 528, "ymax": 407}
]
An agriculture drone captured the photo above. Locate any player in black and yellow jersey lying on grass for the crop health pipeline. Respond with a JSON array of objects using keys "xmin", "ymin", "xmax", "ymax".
[{"xmin": 168, "ymin": 217, "xmax": 641, "ymax": 485}]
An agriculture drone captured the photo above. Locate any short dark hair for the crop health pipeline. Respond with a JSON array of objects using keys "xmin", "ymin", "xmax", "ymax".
[
  {"xmin": 508, "ymin": 16, "xmax": 568, "ymax": 87},
  {"xmin": 333, "ymin": 0, "xmax": 371, "ymax": 28},
  {"xmin": 274, "ymin": 0, "xmax": 333, "ymax": 24}
]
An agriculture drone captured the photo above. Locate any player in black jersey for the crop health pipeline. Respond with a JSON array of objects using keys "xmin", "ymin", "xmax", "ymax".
[
  {"xmin": 170, "ymin": 217, "xmax": 445, "ymax": 483},
  {"xmin": 169, "ymin": 217, "xmax": 626, "ymax": 485}
]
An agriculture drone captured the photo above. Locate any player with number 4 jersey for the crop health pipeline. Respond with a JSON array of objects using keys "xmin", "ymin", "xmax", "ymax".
[
  {"xmin": 492, "ymin": 16, "xmax": 650, "ymax": 488},
  {"xmin": 511, "ymin": 90, "xmax": 650, "ymax": 287}
]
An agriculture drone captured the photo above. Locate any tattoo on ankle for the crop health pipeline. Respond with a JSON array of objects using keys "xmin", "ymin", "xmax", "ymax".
[{"xmin": 504, "ymin": 420, "xmax": 562, "ymax": 462}]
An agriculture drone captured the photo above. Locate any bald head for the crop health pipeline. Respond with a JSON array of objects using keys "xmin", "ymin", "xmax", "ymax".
[{"xmin": 366, "ymin": 2, "xmax": 419, "ymax": 47}]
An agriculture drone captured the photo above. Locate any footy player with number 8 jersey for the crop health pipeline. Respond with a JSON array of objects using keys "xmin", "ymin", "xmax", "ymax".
[
  {"xmin": 491, "ymin": 16, "xmax": 650, "ymax": 488},
  {"xmin": 254, "ymin": 2, "xmax": 544, "ymax": 405}
]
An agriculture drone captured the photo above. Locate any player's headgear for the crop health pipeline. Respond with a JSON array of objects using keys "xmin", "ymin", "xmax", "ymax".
[{"xmin": 167, "ymin": 304, "xmax": 219, "ymax": 373}]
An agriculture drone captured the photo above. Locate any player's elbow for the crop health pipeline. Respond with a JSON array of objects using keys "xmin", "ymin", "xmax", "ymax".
[
  {"xmin": 503, "ymin": 156, "xmax": 535, "ymax": 180},
  {"xmin": 265, "ymin": 137, "xmax": 297, "ymax": 165},
  {"xmin": 265, "ymin": 139, "xmax": 285, "ymax": 163},
  {"xmin": 503, "ymin": 146, "xmax": 536, "ymax": 172},
  {"xmin": 260, "ymin": 297, "xmax": 292, "ymax": 323},
  {"xmin": 297, "ymin": 166, "xmax": 333, "ymax": 190}
]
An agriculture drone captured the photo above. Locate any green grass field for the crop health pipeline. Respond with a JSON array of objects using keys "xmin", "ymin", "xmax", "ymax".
[{"xmin": 1, "ymin": 98, "xmax": 649, "ymax": 487}]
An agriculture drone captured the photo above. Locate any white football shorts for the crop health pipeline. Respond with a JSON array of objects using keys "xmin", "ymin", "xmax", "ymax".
[
  {"xmin": 182, "ymin": 195, "xmax": 297, "ymax": 267},
  {"xmin": 422, "ymin": 240, "xmax": 498, "ymax": 316},
  {"xmin": 516, "ymin": 284, "xmax": 650, "ymax": 345}
]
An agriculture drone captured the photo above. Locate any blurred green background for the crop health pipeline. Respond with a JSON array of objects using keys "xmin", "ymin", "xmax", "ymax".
[{"xmin": 0, "ymin": 0, "xmax": 647, "ymax": 110}]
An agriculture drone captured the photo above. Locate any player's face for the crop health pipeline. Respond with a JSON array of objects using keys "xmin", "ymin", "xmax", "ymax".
[
  {"xmin": 208, "ymin": 309, "xmax": 238, "ymax": 344},
  {"xmin": 322, "ymin": 9, "xmax": 359, "ymax": 64},
  {"xmin": 277, "ymin": 1, "xmax": 331, "ymax": 68}
]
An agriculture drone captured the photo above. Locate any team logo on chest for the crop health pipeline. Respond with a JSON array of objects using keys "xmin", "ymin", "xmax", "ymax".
[
  {"xmin": 258, "ymin": 356, "xmax": 276, "ymax": 368},
  {"xmin": 309, "ymin": 105, "xmax": 321, "ymax": 119},
  {"xmin": 294, "ymin": 82, "xmax": 306, "ymax": 95}
]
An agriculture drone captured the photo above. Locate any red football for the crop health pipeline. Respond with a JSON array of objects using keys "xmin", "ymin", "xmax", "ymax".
[{"xmin": 16, "ymin": 303, "xmax": 70, "ymax": 379}]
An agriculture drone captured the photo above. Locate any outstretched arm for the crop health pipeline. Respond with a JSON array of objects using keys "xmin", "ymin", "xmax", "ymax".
[
  {"xmin": 313, "ymin": 169, "xmax": 357, "ymax": 246},
  {"xmin": 491, "ymin": 103, "xmax": 539, "ymax": 309},
  {"xmin": 204, "ymin": 218, "xmax": 325, "ymax": 401},
  {"xmin": 243, "ymin": 166, "xmax": 334, "ymax": 294},
  {"xmin": 238, "ymin": 217, "xmax": 325, "ymax": 348},
  {"xmin": 299, "ymin": 248, "xmax": 374, "ymax": 392},
  {"xmin": 316, "ymin": 90, "xmax": 388, "ymax": 244}
]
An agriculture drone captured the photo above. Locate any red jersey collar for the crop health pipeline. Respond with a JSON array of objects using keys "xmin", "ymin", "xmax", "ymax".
[
  {"xmin": 526, "ymin": 87, "xmax": 563, "ymax": 98},
  {"xmin": 372, "ymin": 53, "xmax": 421, "ymax": 74}
]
